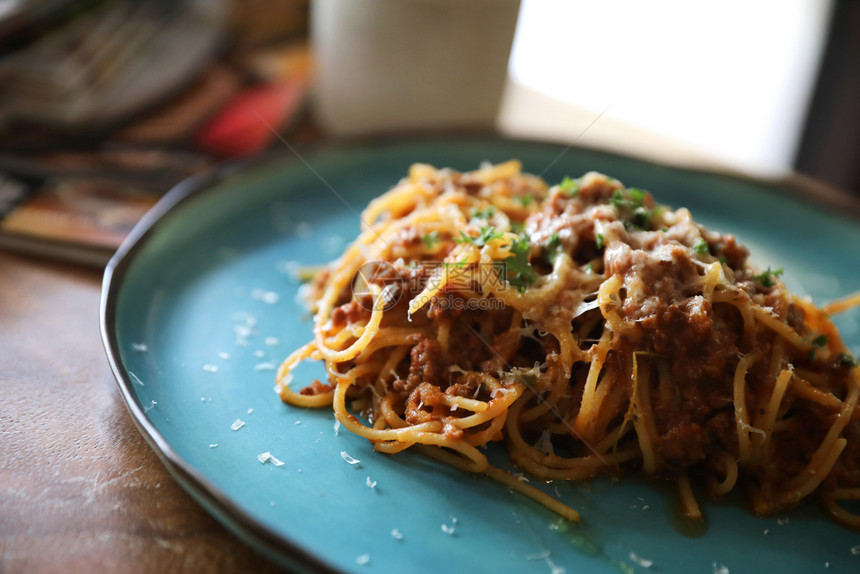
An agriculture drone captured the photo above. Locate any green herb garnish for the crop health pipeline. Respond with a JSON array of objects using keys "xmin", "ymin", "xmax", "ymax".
[
  {"xmin": 609, "ymin": 189, "xmax": 653, "ymax": 229},
  {"xmin": 542, "ymin": 232, "xmax": 563, "ymax": 263},
  {"xmin": 755, "ymin": 267, "xmax": 784, "ymax": 288},
  {"xmin": 693, "ymin": 238, "xmax": 709, "ymax": 255},
  {"xmin": 595, "ymin": 233, "xmax": 605, "ymax": 251},
  {"xmin": 559, "ymin": 176, "xmax": 579, "ymax": 197},
  {"xmin": 470, "ymin": 205, "xmax": 497, "ymax": 220},
  {"xmin": 505, "ymin": 236, "xmax": 536, "ymax": 290},
  {"xmin": 631, "ymin": 206, "xmax": 652, "ymax": 229},
  {"xmin": 514, "ymin": 194, "xmax": 534, "ymax": 206},
  {"xmin": 420, "ymin": 230, "xmax": 439, "ymax": 249},
  {"xmin": 838, "ymin": 352, "xmax": 859, "ymax": 367},
  {"xmin": 455, "ymin": 226, "xmax": 504, "ymax": 247},
  {"xmin": 808, "ymin": 334, "xmax": 829, "ymax": 361},
  {"xmin": 628, "ymin": 188, "xmax": 647, "ymax": 203}
]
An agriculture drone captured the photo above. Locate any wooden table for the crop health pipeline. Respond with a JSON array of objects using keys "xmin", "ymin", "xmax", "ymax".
[{"xmin": 0, "ymin": 251, "xmax": 284, "ymax": 572}]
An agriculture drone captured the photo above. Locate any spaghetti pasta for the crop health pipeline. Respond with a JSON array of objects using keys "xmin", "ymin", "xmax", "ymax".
[{"xmin": 276, "ymin": 161, "xmax": 860, "ymax": 526}]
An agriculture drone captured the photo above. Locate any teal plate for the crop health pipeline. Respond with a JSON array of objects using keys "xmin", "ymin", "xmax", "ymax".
[{"xmin": 101, "ymin": 137, "xmax": 860, "ymax": 574}]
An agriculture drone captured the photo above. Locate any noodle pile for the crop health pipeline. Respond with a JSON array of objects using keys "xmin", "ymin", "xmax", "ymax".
[{"xmin": 276, "ymin": 161, "xmax": 860, "ymax": 526}]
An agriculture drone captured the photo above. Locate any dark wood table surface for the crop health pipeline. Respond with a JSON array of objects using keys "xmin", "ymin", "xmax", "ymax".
[{"xmin": 0, "ymin": 251, "xmax": 285, "ymax": 573}]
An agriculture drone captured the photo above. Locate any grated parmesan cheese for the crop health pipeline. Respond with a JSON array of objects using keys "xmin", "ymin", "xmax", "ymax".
[
  {"xmin": 203, "ymin": 364, "xmax": 219, "ymax": 373},
  {"xmin": 255, "ymin": 362, "xmax": 276, "ymax": 372},
  {"xmin": 851, "ymin": 545, "xmax": 860, "ymax": 555},
  {"xmin": 132, "ymin": 343, "xmax": 149, "ymax": 352},
  {"xmin": 252, "ymin": 289, "xmax": 280, "ymax": 304},
  {"xmin": 340, "ymin": 451, "xmax": 360, "ymax": 465},
  {"xmin": 209, "ymin": 444, "xmax": 218, "ymax": 448},
  {"xmin": 218, "ymin": 352, "xmax": 230, "ymax": 360},
  {"xmin": 231, "ymin": 419, "xmax": 246, "ymax": 431},
  {"xmin": 390, "ymin": 529, "xmax": 403, "ymax": 540},
  {"xmin": 355, "ymin": 553, "xmax": 370, "ymax": 566},
  {"xmin": 366, "ymin": 476, "xmax": 377, "ymax": 489},
  {"xmin": 441, "ymin": 523, "xmax": 455, "ymax": 535},
  {"xmin": 265, "ymin": 336, "xmax": 280, "ymax": 346},
  {"xmin": 712, "ymin": 563, "xmax": 729, "ymax": 574},
  {"xmin": 629, "ymin": 552, "xmax": 653, "ymax": 568},
  {"xmin": 276, "ymin": 259, "xmax": 300, "ymax": 276},
  {"xmin": 737, "ymin": 419, "xmax": 767, "ymax": 438},
  {"xmin": 257, "ymin": 452, "xmax": 285, "ymax": 466}
]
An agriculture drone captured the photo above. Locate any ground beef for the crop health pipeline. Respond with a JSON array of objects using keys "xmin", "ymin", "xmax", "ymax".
[
  {"xmin": 404, "ymin": 382, "xmax": 444, "ymax": 425},
  {"xmin": 658, "ymin": 417, "xmax": 706, "ymax": 463},
  {"xmin": 331, "ymin": 299, "xmax": 371, "ymax": 327},
  {"xmin": 715, "ymin": 234, "xmax": 749, "ymax": 271},
  {"xmin": 446, "ymin": 322, "xmax": 491, "ymax": 371},
  {"xmin": 446, "ymin": 371, "xmax": 483, "ymax": 399},
  {"xmin": 403, "ymin": 337, "xmax": 445, "ymax": 394}
]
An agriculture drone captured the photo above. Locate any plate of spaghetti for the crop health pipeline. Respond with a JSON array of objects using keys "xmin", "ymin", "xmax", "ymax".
[{"xmin": 102, "ymin": 136, "xmax": 860, "ymax": 574}]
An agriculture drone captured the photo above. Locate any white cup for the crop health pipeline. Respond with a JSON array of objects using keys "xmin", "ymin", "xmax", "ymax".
[{"xmin": 311, "ymin": 0, "xmax": 521, "ymax": 136}]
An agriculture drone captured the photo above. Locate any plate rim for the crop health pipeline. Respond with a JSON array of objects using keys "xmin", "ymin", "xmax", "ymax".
[
  {"xmin": 98, "ymin": 157, "xmax": 346, "ymax": 573},
  {"xmin": 98, "ymin": 134, "xmax": 860, "ymax": 572}
]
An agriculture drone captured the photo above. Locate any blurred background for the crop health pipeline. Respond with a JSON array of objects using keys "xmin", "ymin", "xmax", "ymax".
[{"xmin": 0, "ymin": 0, "xmax": 857, "ymax": 265}]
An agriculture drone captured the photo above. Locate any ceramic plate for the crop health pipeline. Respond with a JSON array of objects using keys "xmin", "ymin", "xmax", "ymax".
[{"xmin": 101, "ymin": 137, "xmax": 860, "ymax": 573}]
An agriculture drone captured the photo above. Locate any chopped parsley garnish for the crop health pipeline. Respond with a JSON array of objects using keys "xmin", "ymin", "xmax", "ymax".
[
  {"xmin": 628, "ymin": 188, "xmax": 647, "ymax": 203},
  {"xmin": 585, "ymin": 263, "xmax": 594, "ymax": 273},
  {"xmin": 609, "ymin": 189, "xmax": 637, "ymax": 210},
  {"xmin": 838, "ymin": 352, "xmax": 859, "ymax": 367},
  {"xmin": 609, "ymin": 189, "xmax": 653, "ymax": 229},
  {"xmin": 559, "ymin": 176, "xmax": 579, "ymax": 197},
  {"xmin": 505, "ymin": 236, "xmax": 536, "ymax": 290},
  {"xmin": 455, "ymin": 226, "xmax": 504, "ymax": 247},
  {"xmin": 470, "ymin": 205, "xmax": 497, "ymax": 220},
  {"xmin": 631, "ymin": 206, "xmax": 652, "ymax": 229},
  {"xmin": 808, "ymin": 334, "xmax": 828, "ymax": 361},
  {"xmin": 693, "ymin": 238, "xmax": 709, "ymax": 255},
  {"xmin": 514, "ymin": 194, "xmax": 534, "ymax": 206},
  {"xmin": 420, "ymin": 230, "xmax": 439, "ymax": 249},
  {"xmin": 542, "ymin": 232, "xmax": 563, "ymax": 263},
  {"xmin": 510, "ymin": 220, "xmax": 525, "ymax": 234},
  {"xmin": 755, "ymin": 267, "xmax": 784, "ymax": 288},
  {"xmin": 595, "ymin": 233, "xmax": 605, "ymax": 250}
]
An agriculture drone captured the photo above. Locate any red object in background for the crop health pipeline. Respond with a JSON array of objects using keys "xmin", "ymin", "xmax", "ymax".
[{"xmin": 194, "ymin": 78, "xmax": 306, "ymax": 158}]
